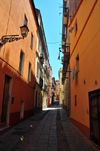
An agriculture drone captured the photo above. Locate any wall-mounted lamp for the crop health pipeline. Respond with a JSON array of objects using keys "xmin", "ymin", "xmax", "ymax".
[
  {"xmin": 0, "ymin": 25, "xmax": 29, "ymax": 49},
  {"xmin": 69, "ymin": 27, "xmax": 74, "ymax": 33}
]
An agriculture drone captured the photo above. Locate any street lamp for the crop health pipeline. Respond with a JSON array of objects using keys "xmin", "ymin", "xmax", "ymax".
[
  {"xmin": 20, "ymin": 25, "xmax": 29, "ymax": 38},
  {"xmin": 0, "ymin": 25, "xmax": 29, "ymax": 48}
]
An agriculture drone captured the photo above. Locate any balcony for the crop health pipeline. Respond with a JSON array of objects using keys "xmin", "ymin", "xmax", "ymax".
[
  {"xmin": 64, "ymin": 51, "xmax": 70, "ymax": 59},
  {"xmin": 46, "ymin": 70, "xmax": 49, "ymax": 79},
  {"xmin": 63, "ymin": 64, "xmax": 67, "ymax": 72},
  {"xmin": 62, "ymin": 45, "xmax": 70, "ymax": 53},
  {"xmin": 63, "ymin": 7, "xmax": 69, "ymax": 17},
  {"xmin": 63, "ymin": 71, "xmax": 66, "ymax": 78},
  {"xmin": 61, "ymin": 55, "xmax": 69, "ymax": 65},
  {"xmin": 62, "ymin": 34, "xmax": 66, "ymax": 41},
  {"xmin": 62, "ymin": 43, "xmax": 70, "ymax": 49},
  {"xmin": 44, "ymin": 66, "xmax": 49, "ymax": 79},
  {"xmin": 63, "ymin": 5, "xmax": 69, "ymax": 27},
  {"xmin": 40, "ymin": 54, "xmax": 44, "ymax": 65},
  {"xmin": 40, "ymin": 54, "xmax": 44, "ymax": 64},
  {"xmin": 63, "ymin": 0, "xmax": 67, "ymax": 5},
  {"xmin": 44, "ymin": 84, "xmax": 48, "ymax": 92},
  {"xmin": 62, "ymin": 77, "xmax": 65, "ymax": 85},
  {"xmin": 39, "ymin": 77, "xmax": 43, "ymax": 88},
  {"xmin": 62, "ymin": 74, "xmax": 68, "ymax": 84},
  {"xmin": 62, "ymin": 65, "xmax": 69, "ymax": 77},
  {"xmin": 62, "ymin": 26, "xmax": 66, "ymax": 41},
  {"xmin": 62, "ymin": 46, "xmax": 70, "ymax": 61}
]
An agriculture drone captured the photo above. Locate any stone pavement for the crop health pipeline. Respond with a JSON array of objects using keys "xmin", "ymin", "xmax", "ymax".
[{"xmin": 0, "ymin": 100, "xmax": 99, "ymax": 151}]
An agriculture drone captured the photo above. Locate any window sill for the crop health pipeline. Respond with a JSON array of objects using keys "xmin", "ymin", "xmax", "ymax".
[
  {"xmin": 18, "ymin": 72, "xmax": 23, "ymax": 76},
  {"xmin": 28, "ymin": 80, "xmax": 31, "ymax": 83}
]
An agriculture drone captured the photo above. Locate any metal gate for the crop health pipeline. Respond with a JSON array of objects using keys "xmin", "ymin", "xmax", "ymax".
[{"xmin": 89, "ymin": 89, "xmax": 100, "ymax": 146}]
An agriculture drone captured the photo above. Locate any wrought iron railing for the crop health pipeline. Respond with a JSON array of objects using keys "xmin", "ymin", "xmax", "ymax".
[
  {"xmin": 44, "ymin": 84, "xmax": 48, "ymax": 91},
  {"xmin": 63, "ymin": 7, "xmax": 69, "ymax": 17},
  {"xmin": 40, "ymin": 54, "xmax": 44, "ymax": 64}
]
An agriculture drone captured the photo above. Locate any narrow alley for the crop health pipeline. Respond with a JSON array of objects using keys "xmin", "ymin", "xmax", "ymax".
[
  {"xmin": 0, "ymin": 101, "xmax": 99, "ymax": 151},
  {"xmin": 1, "ymin": 0, "xmax": 100, "ymax": 150}
]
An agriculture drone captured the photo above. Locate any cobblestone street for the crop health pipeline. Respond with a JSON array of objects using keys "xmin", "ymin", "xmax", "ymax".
[{"xmin": 0, "ymin": 101, "xmax": 99, "ymax": 151}]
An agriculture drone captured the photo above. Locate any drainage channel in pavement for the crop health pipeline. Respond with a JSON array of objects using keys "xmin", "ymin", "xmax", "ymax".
[{"xmin": 56, "ymin": 109, "xmax": 70, "ymax": 151}]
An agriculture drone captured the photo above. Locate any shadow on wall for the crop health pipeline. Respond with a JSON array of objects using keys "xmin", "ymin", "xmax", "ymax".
[{"xmin": 0, "ymin": 49, "xmax": 35, "ymax": 128}]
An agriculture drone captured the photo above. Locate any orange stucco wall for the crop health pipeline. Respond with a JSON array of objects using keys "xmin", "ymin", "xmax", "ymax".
[
  {"xmin": 69, "ymin": 0, "xmax": 99, "ymax": 138},
  {"xmin": 0, "ymin": 0, "xmax": 38, "ymax": 127}
]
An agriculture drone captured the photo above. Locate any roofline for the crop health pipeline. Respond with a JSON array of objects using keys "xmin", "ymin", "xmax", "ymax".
[
  {"xmin": 69, "ymin": 0, "xmax": 98, "ymax": 59},
  {"xmin": 36, "ymin": 8, "xmax": 49, "ymax": 59},
  {"xmin": 31, "ymin": 0, "xmax": 39, "ymax": 27},
  {"xmin": 68, "ymin": 0, "xmax": 83, "ymax": 28}
]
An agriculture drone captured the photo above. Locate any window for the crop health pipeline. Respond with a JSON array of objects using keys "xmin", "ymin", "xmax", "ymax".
[
  {"xmin": 24, "ymin": 15, "xmax": 28, "ymax": 26},
  {"xmin": 76, "ymin": 55, "xmax": 79, "ymax": 73},
  {"xmin": 63, "ymin": 26, "xmax": 66, "ymax": 39},
  {"xmin": 19, "ymin": 50, "xmax": 24, "ymax": 75},
  {"xmin": 75, "ymin": 19, "xmax": 78, "ymax": 36},
  {"xmin": 75, "ymin": 95, "xmax": 77, "ymax": 106},
  {"xmin": 40, "ymin": 68, "xmax": 43, "ymax": 79},
  {"xmin": 30, "ymin": 33, "xmax": 33, "ymax": 50},
  {"xmin": 37, "ymin": 62, "xmax": 39, "ymax": 77},
  {"xmin": 28, "ymin": 62, "xmax": 31, "ymax": 81},
  {"xmin": 71, "ymin": 67, "xmax": 75, "ymax": 83},
  {"xmin": 12, "ymin": 97, "xmax": 14, "ymax": 104}
]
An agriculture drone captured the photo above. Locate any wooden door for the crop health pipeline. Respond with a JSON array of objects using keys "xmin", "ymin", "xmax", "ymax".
[
  {"xmin": 89, "ymin": 89, "xmax": 100, "ymax": 146},
  {"xmin": 1, "ymin": 75, "xmax": 10, "ymax": 123}
]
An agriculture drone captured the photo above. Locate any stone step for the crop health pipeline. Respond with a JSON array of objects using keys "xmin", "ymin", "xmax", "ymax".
[
  {"xmin": 0, "ymin": 126, "xmax": 10, "ymax": 135},
  {"xmin": 0, "ymin": 122, "xmax": 6, "ymax": 128}
]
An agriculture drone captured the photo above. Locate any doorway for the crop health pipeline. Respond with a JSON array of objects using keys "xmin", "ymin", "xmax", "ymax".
[
  {"xmin": 35, "ymin": 91, "xmax": 37, "ymax": 113},
  {"xmin": 52, "ymin": 93, "xmax": 54, "ymax": 104},
  {"xmin": 1, "ymin": 74, "xmax": 12, "ymax": 124},
  {"xmin": 20, "ymin": 101, "xmax": 24, "ymax": 119},
  {"xmin": 89, "ymin": 89, "xmax": 100, "ymax": 146}
]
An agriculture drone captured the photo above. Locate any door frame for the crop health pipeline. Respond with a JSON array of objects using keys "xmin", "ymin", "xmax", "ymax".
[
  {"xmin": 1, "ymin": 74, "xmax": 12, "ymax": 126},
  {"xmin": 89, "ymin": 88, "xmax": 100, "ymax": 146},
  {"xmin": 35, "ymin": 91, "xmax": 37, "ymax": 113}
]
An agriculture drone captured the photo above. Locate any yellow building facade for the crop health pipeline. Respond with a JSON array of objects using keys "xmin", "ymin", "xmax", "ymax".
[
  {"xmin": 34, "ymin": 9, "xmax": 49, "ymax": 111},
  {"xmin": 69, "ymin": 0, "xmax": 100, "ymax": 145},
  {"xmin": 59, "ymin": 68, "xmax": 64, "ymax": 106},
  {"xmin": 0, "ymin": 0, "xmax": 38, "ymax": 134}
]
